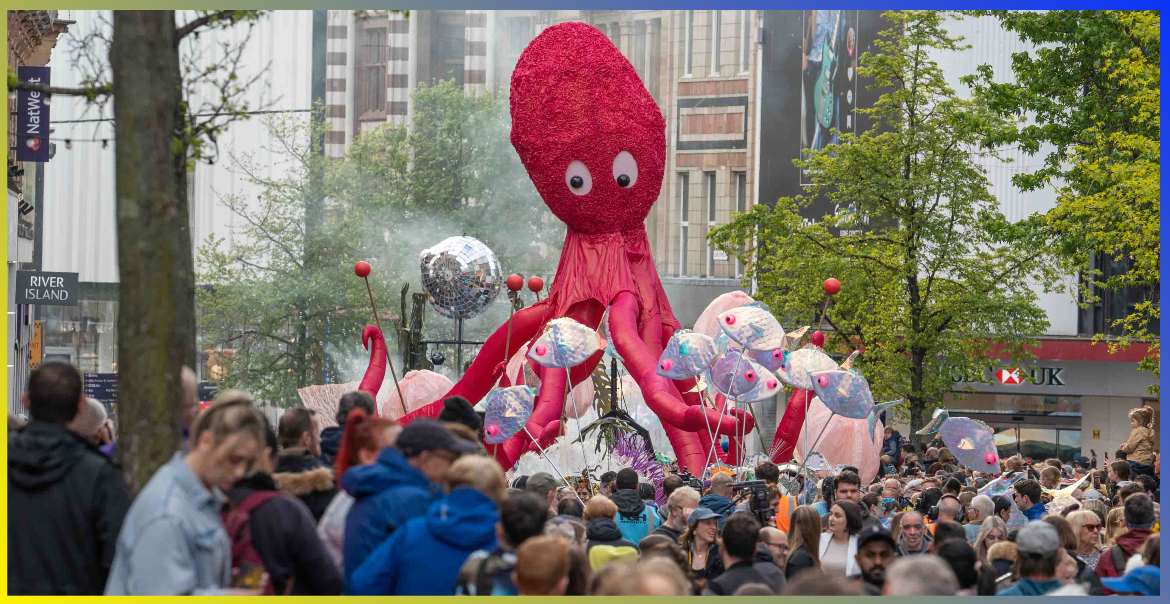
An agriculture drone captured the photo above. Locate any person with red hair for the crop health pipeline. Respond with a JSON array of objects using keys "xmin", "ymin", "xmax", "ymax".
[{"xmin": 315, "ymin": 409, "xmax": 401, "ymax": 573}]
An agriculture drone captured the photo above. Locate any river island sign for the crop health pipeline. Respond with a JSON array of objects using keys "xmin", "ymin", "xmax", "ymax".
[{"xmin": 15, "ymin": 271, "xmax": 79, "ymax": 306}]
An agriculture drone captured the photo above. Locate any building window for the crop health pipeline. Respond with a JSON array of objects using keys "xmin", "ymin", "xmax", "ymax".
[
  {"xmin": 358, "ymin": 27, "xmax": 387, "ymax": 119},
  {"xmin": 735, "ymin": 171, "xmax": 747, "ymax": 277},
  {"xmin": 679, "ymin": 173, "xmax": 689, "ymax": 276},
  {"xmin": 633, "ymin": 20, "xmax": 648, "ymax": 82},
  {"xmin": 685, "ymin": 11, "xmax": 694, "ymax": 77},
  {"xmin": 609, "ymin": 21, "xmax": 620, "ymax": 51},
  {"xmin": 1078, "ymin": 254, "xmax": 1161, "ymax": 337},
  {"xmin": 710, "ymin": 11, "xmax": 722, "ymax": 76},
  {"xmin": 740, "ymin": 10, "xmax": 751, "ymax": 73},
  {"xmin": 648, "ymin": 19, "xmax": 662, "ymax": 100},
  {"xmin": 504, "ymin": 17, "xmax": 532, "ymax": 62},
  {"xmin": 706, "ymin": 172, "xmax": 717, "ymax": 276}
]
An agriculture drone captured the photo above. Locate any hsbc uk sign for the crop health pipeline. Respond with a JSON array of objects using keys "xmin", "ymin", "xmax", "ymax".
[{"xmin": 992, "ymin": 366, "xmax": 1065, "ymax": 387}]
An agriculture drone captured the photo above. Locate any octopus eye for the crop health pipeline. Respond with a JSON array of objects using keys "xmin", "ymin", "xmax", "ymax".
[
  {"xmin": 766, "ymin": 379, "xmax": 779, "ymax": 389},
  {"xmin": 612, "ymin": 151, "xmax": 638, "ymax": 188},
  {"xmin": 565, "ymin": 161, "xmax": 593, "ymax": 196},
  {"xmin": 744, "ymin": 370, "xmax": 756, "ymax": 381},
  {"xmin": 816, "ymin": 374, "xmax": 831, "ymax": 388},
  {"xmin": 660, "ymin": 359, "xmax": 674, "ymax": 372},
  {"xmin": 724, "ymin": 314, "xmax": 736, "ymax": 325}
]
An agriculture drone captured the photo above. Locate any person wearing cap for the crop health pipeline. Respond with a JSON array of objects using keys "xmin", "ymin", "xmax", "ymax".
[
  {"xmin": 611, "ymin": 468, "xmax": 661, "ymax": 544},
  {"xmin": 1102, "ymin": 565, "xmax": 1160, "ymax": 596},
  {"xmin": 996, "ymin": 521, "xmax": 1064, "ymax": 596},
  {"xmin": 340, "ymin": 418, "xmax": 477, "ymax": 581},
  {"xmin": 526, "ymin": 472, "xmax": 560, "ymax": 517},
  {"xmin": 679, "ymin": 507, "xmax": 723, "ymax": 590},
  {"xmin": 854, "ymin": 524, "xmax": 898, "ymax": 595},
  {"xmin": 1095, "ymin": 492, "xmax": 1155, "ymax": 591}
]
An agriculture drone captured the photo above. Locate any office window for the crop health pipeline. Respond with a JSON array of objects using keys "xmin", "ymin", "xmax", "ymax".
[
  {"xmin": 609, "ymin": 21, "xmax": 620, "ymax": 51},
  {"xmin": 648, "ymin": 19, "xmax": 662, "ymax": 100},
  {"xmin": 679, "ymin": 173, "xmax": 689, "ymax": 276},
  {"xmin": 685, "ymin": 11, "xmax": 694, "ymax": 76},
  {"xmin": 706, "ymin": 172, "xmax": 717, "ymax": 276},
  {"xmin": 735, "ymin": 172, "xmax": 747, "ymax": 276},
  {"xmin": 358, "ymin": 28, "xmax": 387, "ymax": 119},
  {"xmin": 711, "ymin": 11, "xmax": 722, "ymax": 76},
  {"xmin": 633, "ymin": 21, "xmax": 648, "ymax": 82},
  {"xmin": 740, "ymin": 11, "xmax": 751, "ymax": 72}
]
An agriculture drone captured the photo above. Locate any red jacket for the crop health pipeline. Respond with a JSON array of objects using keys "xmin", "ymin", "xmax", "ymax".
[{"xmin": 1095, "ymin": 528, "xmax": 1153, "ymax": 594}]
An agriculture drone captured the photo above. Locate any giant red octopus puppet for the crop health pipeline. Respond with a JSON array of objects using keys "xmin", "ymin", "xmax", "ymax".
[{"xmin": 354, "ymin": 22, "xmax": 753, "ymax": 473}]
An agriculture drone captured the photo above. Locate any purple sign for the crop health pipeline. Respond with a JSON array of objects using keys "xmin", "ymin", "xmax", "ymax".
[{"xmin": 17, "ymin": 66, "xmax": 51, "ymax": 163}]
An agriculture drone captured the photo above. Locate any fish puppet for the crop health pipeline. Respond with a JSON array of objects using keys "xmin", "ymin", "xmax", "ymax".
[
  {"xmin": 917, "ymin": 408, "xmax": 950, "ymax": 436},
  {"xmin": 736, "ymin": 368, "xmax": 783, "ymax": 403},
  {"xmin": 528, "ymin": 317, "xmax": 606, "ymax": 369},
  {"xmin": 709, "ymin": 350, "xmax": 776, "ymax": 398},
  {"xmin": 717, "ymin": 306, "xmax": 786, "ymax": 351},
  {"xmin": 938, "ymin": 416, "xmax": 1000, "ymax": 474},
  {"xmin": 777, "ymin": 345, "xmax": 839, "ymax": 390},
  {"xmin": 483, "ymin": 384, "xmax": 536, "ymax": 445},
  {"xmin": 808, "ymin": 368, "xmax": 875, "ymax": 419},
  {"xmin": 657, "ymin": 329, "xmax": 718, "ymax": 380}
]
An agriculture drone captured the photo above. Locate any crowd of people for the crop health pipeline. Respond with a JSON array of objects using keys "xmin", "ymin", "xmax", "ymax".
[{"xmin": 6, "ymin": 362, "xmax": 1162, "ymax": 596}]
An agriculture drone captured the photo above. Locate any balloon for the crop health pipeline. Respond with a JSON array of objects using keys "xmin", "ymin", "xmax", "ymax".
[
  {"xmin": 506, "ymin": 274, "xmax": 524, "ymax": 291},
  {"xmin": 527, "ymin": 276, "xmax": 544, "ymax": 292},
  {"xmin": 824, "ymin": 278, "xmax": 841, "ymax": 296},
  {"xmin": 354, "ymin": 261, "xmax": 371, "ymax": 278},
  {"xmin": 379, "ymin": 370, "xmax": 456, "ymax": 420},
  {"xmin": 810, "ymin": 331, "xmax": 826, "ymax": 348},
  {"xmin": 794, "ymin": 396, "xmax": 882, "ymax": 485}
]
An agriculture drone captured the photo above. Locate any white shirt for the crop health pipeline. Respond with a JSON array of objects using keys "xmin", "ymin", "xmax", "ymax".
[{"xmin": 819, "ymin": 533, "xmax": 859, "ymax": 577}]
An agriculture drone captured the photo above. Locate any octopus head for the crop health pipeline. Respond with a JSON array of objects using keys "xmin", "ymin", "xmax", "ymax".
[{"xmin": 510, "ymin": 22, "xmax": 666, "ymax": 234}]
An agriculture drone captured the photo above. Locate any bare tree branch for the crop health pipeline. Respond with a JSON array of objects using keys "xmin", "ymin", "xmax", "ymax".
[{"xmin": 175, "ymin": 10, "xmax": 238, "ymax": 42}]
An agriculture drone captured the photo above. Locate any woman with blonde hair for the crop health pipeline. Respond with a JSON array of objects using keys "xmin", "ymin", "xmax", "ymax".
[
  {"xmin": 973, "ymin": 516, "xmax": 1008, "ymax": 565},
  {"xmin": 1103, "ymin": 507, "xmax": 1126, "ymax": 548},
  {"xmin": 1066, "ymin": 510, "xmax": 1105, "ymax": 571},
  {"xmin": 1118, "ymin": 405, "xmax": 1156, "ymax": 476},
  {"xmin": 938, "ymin": 447, "xmax": 957, "ymax": 467},
  {"xmin": 784, "ymin": 506, "xmax": 822, "ymax": 580}
]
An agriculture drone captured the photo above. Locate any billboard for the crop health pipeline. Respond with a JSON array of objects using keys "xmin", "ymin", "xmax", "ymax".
[{"xmin": 758, "ymin": 10, "xmax": 888, "ymax": 224}]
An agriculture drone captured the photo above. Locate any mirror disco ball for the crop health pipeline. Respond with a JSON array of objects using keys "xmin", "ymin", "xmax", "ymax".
[{"xmin": 419, "ymin": 236, "xmax": 503, "ymax": 319}]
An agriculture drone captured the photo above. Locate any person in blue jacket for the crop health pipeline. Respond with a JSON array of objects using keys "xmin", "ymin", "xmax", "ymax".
[
  {"xmin": 699, "ymin": 472, "xmax": 737, "ymax": 528},
  {"xmin": 341, "ymin": 418, "xmax": 477, "ymax": 580},
  {"xmin": 347, "ymin": 455, "xmax": 507, "ymax": 595}
]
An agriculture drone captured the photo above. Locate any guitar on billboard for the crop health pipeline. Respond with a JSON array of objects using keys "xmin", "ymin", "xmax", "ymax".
[{"xmin": 813, "ymin": 10, "xmax": 844, "ymax": 130}]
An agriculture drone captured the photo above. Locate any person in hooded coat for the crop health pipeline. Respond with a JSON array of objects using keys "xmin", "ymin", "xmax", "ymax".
[
  {"xmin": 8, "ymin": 363, "xmax": 131, "ymax": 595},
  {"xmin": 319, "ymin": 392, "xmax": 375, "ymax": 468},
  {"xmin": 611, "ymin": 468, "xmax": 661, "ymax": 544},
  {"xmin": 347, "ymin": 456, "xmax": 506, "ymax": 595},
  {"xmin": 583, "ymin": 496, "xmax": 639, "ymax": 551},
  {"xmin": 882, "ymin": 427, "xmax": 904, "ymax": 465},
  {"xmin": 341, "ymin": 419, "xmax": 476, "ymax": 579}
]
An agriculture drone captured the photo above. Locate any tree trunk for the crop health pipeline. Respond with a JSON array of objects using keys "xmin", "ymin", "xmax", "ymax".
[{"xmin": 111, "ymin": 11, "xmax": 193, "ymax": 496}]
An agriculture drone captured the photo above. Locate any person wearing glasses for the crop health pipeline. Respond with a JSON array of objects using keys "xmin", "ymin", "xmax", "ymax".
[
  {"xmin": 1066, "ymin": 510, "xmax": 1105, "ymax": 571},
  {"xmin": 758, "ymin": 526, "xmax": 789, "ymax": 569}
]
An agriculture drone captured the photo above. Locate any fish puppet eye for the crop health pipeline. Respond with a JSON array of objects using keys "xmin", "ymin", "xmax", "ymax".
[
  {"xmin": 772, "ymin": 350, "xmax": 783, "ymax": 360},
  {"xmin": 724, "ymin": 315, "xmax": 736, "ymax": 325},
  {"xmin": 535, "ymin": 345, "xmax": 548, "ymax": 356},
  {"xmin": 816, "ymin": 374, "xmax": 831, "ymax": 388},
  {"xmin": 565, "ymin": 161, "xmax": 593, "ymax": 196},
  {"xmin": 612, "ymin": 151, "xmax": 638, "ymax": 188},
  {"xmin": 486, "ymin": 424, "xmax": 499, "ymax": 436},
  {"xmin": 744, "ymin": 370, "xmax": 756, "ymax": 381},
  {"xmin": 660, "ymin": 359, "xmax": 674, "ymax": 372},
  {"xmin": 766, "ymin": 379, "xmax": 779, "ymax": 389}
]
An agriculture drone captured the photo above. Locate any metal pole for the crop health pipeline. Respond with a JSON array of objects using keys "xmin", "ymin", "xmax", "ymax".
[{"xmin": 455, "ymin": 318, "xmax": 464, "ymax": 375}]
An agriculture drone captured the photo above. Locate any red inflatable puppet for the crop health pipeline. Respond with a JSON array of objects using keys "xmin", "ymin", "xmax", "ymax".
[{"xmin": 355, "ymin": 23, "xmax": 753, "ymax": 473}]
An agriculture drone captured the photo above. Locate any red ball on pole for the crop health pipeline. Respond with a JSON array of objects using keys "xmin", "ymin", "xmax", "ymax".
[
  {"xmin": 810, "ymin": 331, "xmax": 826, "ymax": 348},
  {"xmin": 354, "ymin": 261, "xmax": 371, "ymax": 278},
  {"xmin": 527, "ymin": 276, "xmax": 544, "ymax": 293},
  {"xmin": 823, "ymin": 278, "xmax": 841, "ymax": 296},
  {"xmin": 506, "ymin": 274, "xmax": 524, "ymax": 292}
]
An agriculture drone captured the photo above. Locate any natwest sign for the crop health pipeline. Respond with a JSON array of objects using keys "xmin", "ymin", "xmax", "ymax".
[{"xmin": 16, "ymin": 66, "xmax": 51, "ymax": 162}]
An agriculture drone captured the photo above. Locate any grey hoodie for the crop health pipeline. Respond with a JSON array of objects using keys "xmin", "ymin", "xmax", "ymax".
[{"xmin": 105, "ymin": 452, "xmax": 232, "ymax": 595}]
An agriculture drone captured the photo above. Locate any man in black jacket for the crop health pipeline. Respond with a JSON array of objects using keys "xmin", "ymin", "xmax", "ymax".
[
  {"xmin": 318, "ymin": 391, "xmax": 375, "ymax": 467},
  {"xmin": 706, "ymin": 513, "xmax": 768, "ymax": 595},
  {"xmin": 8, "ymin": 363, "xmax": 131, "ymax": 594},
  {"xmin": 227, "ymin": 418, "xmax": 344, "ymax": 595},
  {"xmin": 274, "ymin": 407, "xmax": 337, "ymax": 522}
]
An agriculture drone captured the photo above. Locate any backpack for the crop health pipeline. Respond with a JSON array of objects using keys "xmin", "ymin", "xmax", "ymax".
[
  {"xmin": 221, "ymin": 491, "xmax": 283, "ymax": 595},
  {"xmin": 616, "ymin": 503, "xmax": 658, "ymax": 544}
]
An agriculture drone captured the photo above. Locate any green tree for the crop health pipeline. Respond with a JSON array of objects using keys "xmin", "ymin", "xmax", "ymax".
[
  {"xmin": 962, "ymin": 10, "xmax": 1160, "ymax": 393},
  {"xmin": 709, "ymin": 11, "xmax": 1055, "ymax": 440}
]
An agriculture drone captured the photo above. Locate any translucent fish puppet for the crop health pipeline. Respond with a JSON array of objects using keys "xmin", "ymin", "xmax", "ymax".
[
  {"xmin": 483, "ymin": 385, "xmax": 536, "ymax": 444},
  {"xmin": 709, "ymin": 350, "xmax": 776, "ymax": 398},
  {"xmin": 776, "ymin": 345, "xmax": 839, "ymax": 390},
  {"xmin": 808, "ymin": 369, "xmax": 875, "ymax": 420},
  {"xmin": 917, "ymin": 408, "xmax": 950, "ymax": 436},
  {"xmin": 657, "ymin": 329, "xmax": 718, "ymax": 379},
  {"xmin": 746, "ymin": 326, "xmax": 809, "ymax": 372},
  {"xmin": 737, "ymin": 368, "xmax": 783, "ymax": 403},
  {"xmin": 528, "ymin": 317, "xmax": 606, "ymax": 368},
  {"xmin": 938, "ymin": 416, "xmax": 1000, "ymax": 474},
  {"xmin": 717, "ymin": 306, "xmax": 786, "ymax": 351},
  {"xmin": 866, "ymin": 399, "xmax": 906, "ymax": 441},
  {"xmin": 598, "ymin": 305, "xmax": 623, "ymax": 362}
]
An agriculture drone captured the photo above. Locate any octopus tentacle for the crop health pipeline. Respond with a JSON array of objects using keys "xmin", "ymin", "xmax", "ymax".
[
  {"xmin": 358, "ymin": 325, "xmax": 388, "ymax": 404},
  {"xmin": 771, "ymin": 387, "xmax": 811, "ymax": 464},
  {"xmin": 609, "ymin": 291, "xmax": 749, "ymax": 472}
]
